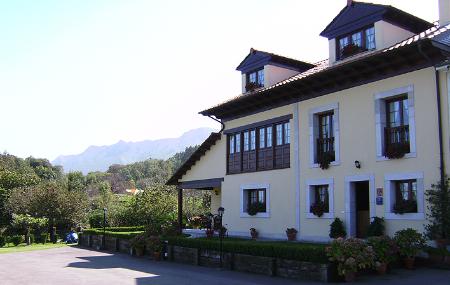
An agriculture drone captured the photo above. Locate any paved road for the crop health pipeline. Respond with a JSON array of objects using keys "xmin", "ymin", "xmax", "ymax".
[{"xmin": 0, "ymin": 246, "xmax": 449, "ymax": 285}]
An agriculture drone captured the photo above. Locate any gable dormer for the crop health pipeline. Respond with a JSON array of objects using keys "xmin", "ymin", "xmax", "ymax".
[
  {"xmin": 236, "ymin": 49, "xmax": 315, "ymax": 93},
  {"xmin": 321, "ymin": 1, "xmax": 433, "ymax": 65}
]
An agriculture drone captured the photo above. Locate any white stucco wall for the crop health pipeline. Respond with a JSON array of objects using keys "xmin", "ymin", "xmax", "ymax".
[
  {"xmin": 374, "ymin": 20, "xmax": 415, "ymax": 50},
  {"xmin": 264, "ymin": 65, "xmax": 300, "ymax": 87}
]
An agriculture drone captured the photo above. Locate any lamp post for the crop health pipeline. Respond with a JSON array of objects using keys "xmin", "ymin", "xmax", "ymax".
[
  {"xmin": 102, "ymin": 208, "xmax": 107, "ymax": 249},
  {"xmin": 217, "ymin": 207, "xmax": 225, "ymax": 268}
]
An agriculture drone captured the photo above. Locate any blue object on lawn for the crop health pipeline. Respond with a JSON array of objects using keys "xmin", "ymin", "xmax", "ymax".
[{"xmin": 66, "ymin": 231, "xmax": 79, "ymax": 244}]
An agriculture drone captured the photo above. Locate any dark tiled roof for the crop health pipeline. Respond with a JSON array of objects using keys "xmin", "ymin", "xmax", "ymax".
[
  {"xmin": 200, "ymin": 23, "xmax": 450, "ymax": 120},
  {"xmin": 320, "ymin": 1, "xmax": 433, "ymax": 39},
  {"xmin": 236, "ymin": 48, "xmax": 316, "ymax": 73},
  {"xmin": 166, "ymin": 132, "xmax": 222, "ymax": 185}
]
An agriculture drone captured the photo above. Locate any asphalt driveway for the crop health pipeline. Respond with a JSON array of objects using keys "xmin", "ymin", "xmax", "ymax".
[{"xmin": 0, "ymin": 246, "xmax": 449, "ymax": 285}]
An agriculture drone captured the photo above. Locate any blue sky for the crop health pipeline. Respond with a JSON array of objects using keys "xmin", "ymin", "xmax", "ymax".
[{"xmin": 0, "ymin": 0, "xmax": 438, "ymax": 160}]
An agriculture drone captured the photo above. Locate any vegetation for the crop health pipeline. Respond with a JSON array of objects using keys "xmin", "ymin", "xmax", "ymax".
[
  {"xmin": 0, "ymin": 243, "xmax": 66, "ymax": 254},
  {"xmin": 394, "ymin": 228, "xmax": 425, "ymax": 258},
  {"xmin": 425, "ymin": 176, "xmax": 450, "ymax": 241},
  {"xmin": 326, "ymin": 238, "xmax": 375, "ymax": 276},
  {"xmin": 367, "ymin": 217, "xmax": 385, "ymax": 237},
  {"xmin": 367, "ymin": 235, "xmax": 398, "ymax": 264},
  {"xmin": 166, "ymin": 236, "xmax": 328, "ymax": 263},
  {"xmin": 329, "ymin": 218, "xmax": 346, "ymax": 238}
]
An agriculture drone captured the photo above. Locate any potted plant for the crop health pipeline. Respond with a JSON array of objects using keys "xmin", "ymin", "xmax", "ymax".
[
  {"xmin": 393, "ymin": 199, "xmax": 417, "ymax": 214},
  {"xmin": 317, "ymin": 152, "xmax": 334, "ymax": 170},
  {"xmin": 205, "ymin": 228, "xmax": 214, "ymax": 238},
  {"xmin": 367, "ymin": 217, "xmax": 385, "ymax": 237},
  {"xmin": 147, "ymin": 236, "xmax": 163, "ymax": 261},
  {"xmin": 219, "ymin": 226, "xmax": 227, "ymax": 238},
  {"xmin": 310, "ymin": 201, "xmax": 327, "ymax": 217},
  {"xmin": 341, "ymin": 43, "xmax": 366, "ymax": 58},
  {"xmin": 250, "ymin": 228, "xmax": 258, "ymax": 240},
  {"xmin": 329, "ymin": 218, "xmax": 347, "ymax": 239},
  {"xmin": 394, "ymin": 228, "xmax": 425, "ymax": 269},
  {"xmin": 247, "ymin": 202, "xmax": 265, "ymax": 216},
  {"xmin": 384, "ymin": 143, "xmax": 409, "ymax": 159},
  {"xmin": 245, "ymin": 82, "xmax": 260, "ymax": 92},
  {"xmin": 326, "ymin": 238, "xmax": 375, "ymax": 282},
  {"xmin": 286, "ymin": 228, "xmax": 298, "ymax": 241},
  {"xmin": 368, "ymin": 236, "xmax": 398, "ymax": 275},
  {"xmin": 130, "ymin": 233, "xmax": 146, "ymax": 257},
  {"xmin": 425, "ymin": 177, "xmax": 450, "ymax": 249}
]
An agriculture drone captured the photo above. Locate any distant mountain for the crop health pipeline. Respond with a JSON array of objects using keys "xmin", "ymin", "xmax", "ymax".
[{"xmin": 52, "ymin": 128, "xmax": 215, "ymax": 173}]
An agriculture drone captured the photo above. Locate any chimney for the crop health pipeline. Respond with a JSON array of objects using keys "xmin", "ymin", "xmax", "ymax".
[
  {"xmin": 439, "ymin": 0, "xmax": 450, "ymax": 26},
  {"xmin": 347, "ymin": 0, "xmax": 353, "ymax": 7}
]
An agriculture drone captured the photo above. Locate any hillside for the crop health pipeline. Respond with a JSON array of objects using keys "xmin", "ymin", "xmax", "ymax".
[{"xmin": 52, "ymin": 128, "xmax": 214, "ymax": 173}]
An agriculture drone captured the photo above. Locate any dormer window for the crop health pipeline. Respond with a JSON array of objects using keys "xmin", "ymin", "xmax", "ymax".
[
  {"xmin": 337, "ymin": 26, "xmax": 376, "ymax": 60},
  {"xmin": 245, "ymin": 69, "xmax": 264, "ymax": 92}
]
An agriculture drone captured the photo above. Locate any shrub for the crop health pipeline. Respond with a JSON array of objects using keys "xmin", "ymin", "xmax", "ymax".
[
  {"xmin": 394, "ymin": 228, "xmax": 425, "ymax": 258},
  {"xmin": 82, "ymin": 228, "xmax": 142, "ymax": 240},
  {"xmin": 425, "ymin": 177, "xmax": 450, "ymax": 241},
  {"xmin": 0, "ymin": 235, "xmax": 5, "ymax": 247},
  {"xmin": 11, "ymin": 235, "xmax": 23, "ymax": 246},
  {"xmin": 88, "ymin": 210, "xmax": 107, "ymax": 228},
  {"xmin": 34, "ymin": 233, "xmax": 48, "ymax": 244},
  {"xmin": 367, "ymin": 235, "xmax": 398, "ymax": 264},
  {"xmin": 130, "ymin": 233, "xmax": 147, "ymax": 249},
  {"xmin": 326, "ymin": 238, "xmax": 375, "ymax": 276},
  {"xmin": 166, "ymin": 236, "xmax": 328, "ymax": 263},
  {"xmin": 329, "ymin": 218, "xmax": 346, "ymax": 238},
  {"xmin": 367, "ymin": 217, "xmax": 385, "ymax": 237}
]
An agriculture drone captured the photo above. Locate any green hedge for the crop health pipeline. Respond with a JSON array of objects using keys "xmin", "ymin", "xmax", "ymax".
[
  {"xmin": 166, "ymin": 236, "xmax": 328, "ymax": 264},
  {"xmin": 82, "ymin": 229, "xmax": 143, "ymax": 240},
  {"xmin": 89, "ymin": 226, "xmax": 145, "ymax": 232}
]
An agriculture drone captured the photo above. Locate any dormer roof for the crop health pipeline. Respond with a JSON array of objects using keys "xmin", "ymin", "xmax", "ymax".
[
  {"xmin": 236, "ymin": 48, "xmax": 315, "ymax": 73},
  {"xmin": 320, "ymin": 1, "xmax": 433, "ymax": 39}
]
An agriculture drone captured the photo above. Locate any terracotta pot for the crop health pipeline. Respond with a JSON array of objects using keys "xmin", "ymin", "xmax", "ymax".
[
  {"xmin": 134, "ymin": 247, "xmax": 144, "ymax": 257},
  {"xmin": 153, "ymin": 251, "xmax": 161, "ymax": 261},
  {"xmin": 287, "ymin": 233, "xmax": 297, "ymax": 241},
  {"xmin": 403, "ymin": 257, "xmax": 415, "ymax": 270},
  {"xmin": 250, "ymin": 231, "xmax": 258, "ymax": 240},
  {"xmin": 376, "ymin": 262, "xmax": 388, "ymax": 275},
  {"xmin": 344, "ymin": 271, "xmax": 356, "ymax": 282}
]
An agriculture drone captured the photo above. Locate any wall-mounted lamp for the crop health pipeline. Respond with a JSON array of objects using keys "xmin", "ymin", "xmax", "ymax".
[{"xmin": 354, "ymin": 160, "xmax": 361, "ymax": 169}]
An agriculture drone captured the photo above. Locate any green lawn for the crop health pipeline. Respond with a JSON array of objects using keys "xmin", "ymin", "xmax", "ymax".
[{"xmin": 0, "ymin": 243, "xmax": 67, "ymax": 254}]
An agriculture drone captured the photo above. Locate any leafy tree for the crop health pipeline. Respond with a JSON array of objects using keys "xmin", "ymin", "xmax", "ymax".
[
  {"xmin": 425, "ymin": 176, "xmax": 450, "ymax": 240},
  {"xmin": 67, "ymin": 171, "xmax": 86, "ymax": 192},
  {"xmin": 10, "ymin": 214, "xmax": 48, "ymax": 245}
]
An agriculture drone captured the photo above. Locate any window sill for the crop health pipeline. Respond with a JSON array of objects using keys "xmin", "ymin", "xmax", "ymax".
[
  {"xmin": 240, "ymin": 212, "xmax": 270, "ymax": 218},
  {"xmin": 384, "ymin": 212, "xmax": 424, "ymax": 220},
  {"xmin": 306, "ymin": 212, "xmax": 334, "ymax": 219},
  {"xmin": 310, "ymin": 161, "xmax": 341, "ymax": 169},
  {"xmin": 376, "ymin": 152, "xmax": 417, "ymax": 162}
]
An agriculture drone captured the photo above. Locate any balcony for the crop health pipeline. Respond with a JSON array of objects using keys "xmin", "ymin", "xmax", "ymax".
[
  {"xmin": 384, "ymin": 125, "xmax": 410, "ymax": 159},
  {"xmin": 316, "ymin": 137, "xmax": 335, "ymax": 169}
]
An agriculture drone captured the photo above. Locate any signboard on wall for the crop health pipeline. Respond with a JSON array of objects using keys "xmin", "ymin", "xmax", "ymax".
[{"xmin": 376, "ymin": 187, "xmax": 383, "ymax": 205}]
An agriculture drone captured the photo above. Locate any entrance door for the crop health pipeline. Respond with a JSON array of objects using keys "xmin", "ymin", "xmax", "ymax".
[{"xmin": 354, "ymin": 181, "xmax": 370, "ymax": 238}]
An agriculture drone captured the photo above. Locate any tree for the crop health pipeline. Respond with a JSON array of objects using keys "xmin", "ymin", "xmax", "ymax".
[
  {"xmin": 10, "ymin": 214, "xmax": 48, "ymax": 245},
  {"xmin": 7, "ymin": 181, "xmax": 89, "ymax": 232},
  {"xmin": 425, "ymin": 176, "xmax": 450, "ymax": 242},
  {"xmin": 67, "ymin": 171, "xmax": 85, "ymax": 192}
]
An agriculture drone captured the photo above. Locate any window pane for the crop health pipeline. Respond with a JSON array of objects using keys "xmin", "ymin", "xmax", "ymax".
[
  {"xmin": 259, "ymin": 128, "xmax": 265, "ymax": 148},
  {"xmin": 284, "ymin": 122, "xmax": 290, "ymax": 144},
  {"xmin": 403, "ymin": 99, "xmax": 409, "ymax": 125},
  {"xmin": 339, "ymin": 37, "xmax": 349, "ymax": 51},
  {"xmin": 320, "ymin": 113, "xmax": 333, "ymax": 138},
  {"xmin": 388, "ymin": 101, "xmax": 401, "ymax": 127},
  {"xmin": 266, "ymin": 127, "xmax": 273, "ymax": 147},
  {"xmin": 352, "ymin": 32, "xmax": 362, "ymax": 47},
  {"xmin": 250, "ymin": 130, "xmax": 256, "ymax": 150},
  {"xmin": 258, "ymin": 189, "xmax": 265, "ymax": 203},
  {"xmin": 257, "ymin": 70, "xmax": 264, "ymax": 86},
  {"xmin": 365, "ymin": 27, "xmax": 375, "ymax": 49},
  {"xmin": 411, "ymin": 181, "xmax": 417, "ymax": 201},
  {"xmin": 229, "ymin": 136, "xmax": 234, "ymax": 154},
  {"xmin": 276, "ymin": 124, "xmax": 283, "ymax": 145},
  {"xmin": 249, "ymin": 72, "xmax": 257, "ymax": 83},
  {"xmin": 235, "ymin": 134, "xmax": 241, "ymax": 153},
  {"xmin": 243, "ymin": 132, "xmax": 249, "ymax": 151}
]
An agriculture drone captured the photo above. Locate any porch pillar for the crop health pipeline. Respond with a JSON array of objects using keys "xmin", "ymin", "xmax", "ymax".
[{"xmin": 177, "ymin": 188, "xmax": 183, "ymax": 234}]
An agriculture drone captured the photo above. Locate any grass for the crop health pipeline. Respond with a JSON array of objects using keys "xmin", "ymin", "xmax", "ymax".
[{"xmin": 0, "ymin": 243, "xmax": 67, "ymax": 254}]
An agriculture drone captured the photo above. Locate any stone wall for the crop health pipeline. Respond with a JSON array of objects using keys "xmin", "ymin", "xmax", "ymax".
[{"xmin": 78, "ymin": 234, "xmax": 329, "ymax": 282}]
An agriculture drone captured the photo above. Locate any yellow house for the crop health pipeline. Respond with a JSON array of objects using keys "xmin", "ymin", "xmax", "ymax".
[{"xmin": 167, "ymin": 0, "xmax": 450, "ymax": 241}]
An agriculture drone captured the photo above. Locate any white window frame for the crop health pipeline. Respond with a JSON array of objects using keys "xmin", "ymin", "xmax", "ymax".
[
  {"xmin": 240, "ymin": 183, "xmax": 270, "ymax": 218},
  {"xmin": 384, "ymin": 172, "xmax": 424, "ymax": 220},
  {"xmin": 374, "ymin": 85, "xmax": 416, "ymax": 161},
  {"xmin": 308, "ymin": 103, "xmax": 340, "ymax": 168},
  {"xmin": 305, "ymin": 178, "xmax": 334, "ymax": 219}
]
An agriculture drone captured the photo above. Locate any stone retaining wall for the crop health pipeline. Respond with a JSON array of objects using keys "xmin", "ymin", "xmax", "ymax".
[{"xmin": 79, "ymin": 234, "xmax": 329, "ymax": 282}]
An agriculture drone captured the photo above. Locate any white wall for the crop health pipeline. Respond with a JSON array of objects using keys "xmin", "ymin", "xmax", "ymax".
[
  {"xmin": 440, "ymin": 0, "xmax": 450, "ymax": 26},
  {"xmin": 375, "ymin": 20, "xmax": 415, "ymax": 50},
  {"xmin": 264, "ymin": 65, "xmax": 300, "ymax": 87}
]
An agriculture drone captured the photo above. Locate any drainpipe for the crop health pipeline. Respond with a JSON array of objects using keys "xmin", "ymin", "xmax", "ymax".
[
  {"xmin": 418, "ymin": 42, "xmax": 445, "ymax": 185},
  {"xmin": 208, "ymin": 115, "xmax": 225, "ymax": 133}
]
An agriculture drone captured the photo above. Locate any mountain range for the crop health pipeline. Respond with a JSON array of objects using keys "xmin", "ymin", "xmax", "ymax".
[{"xmin": 52, "ymin": 128, "xmax": 215, "ymax": 173}]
